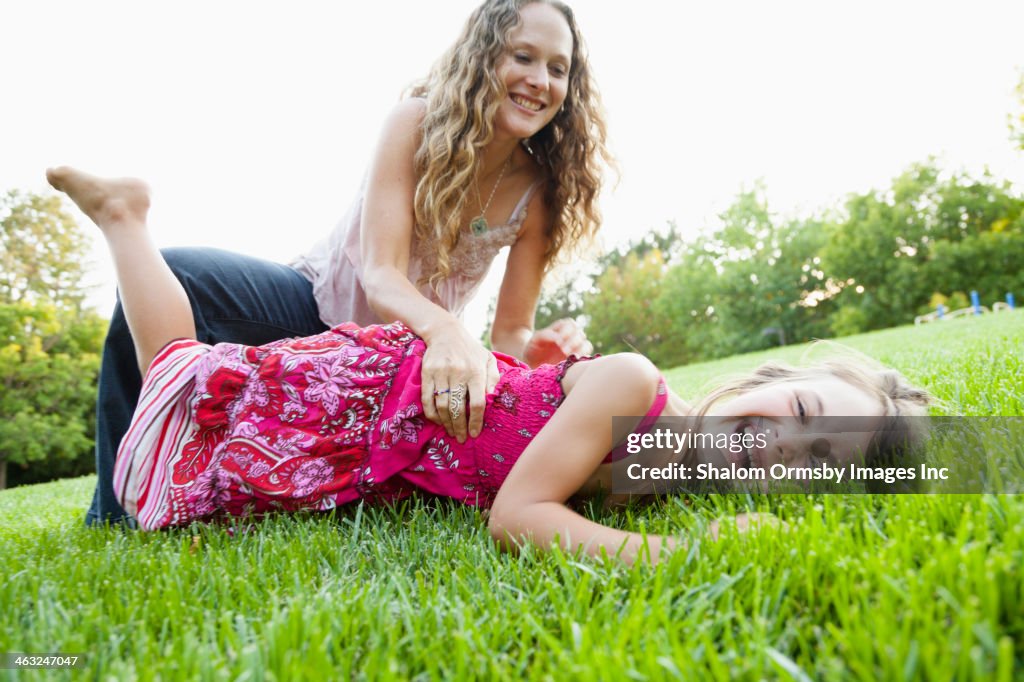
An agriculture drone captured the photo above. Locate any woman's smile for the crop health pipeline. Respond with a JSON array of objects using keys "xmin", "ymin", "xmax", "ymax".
[{"xmin": 510, "ymin": 93, "xmax": 545, "ymax": 112}]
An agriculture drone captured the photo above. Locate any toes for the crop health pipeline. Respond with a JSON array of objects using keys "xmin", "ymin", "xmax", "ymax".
[
  {"xmin": 46, "ymin": 166, "xmax": 86, "ymax": 194},
  {"xmin": 43, "ymin": 167, "xmax": 150, "ymax": 225},
  {"xmin": 45, "ymin": 166, "xmax": 66, "ymax": 190}
]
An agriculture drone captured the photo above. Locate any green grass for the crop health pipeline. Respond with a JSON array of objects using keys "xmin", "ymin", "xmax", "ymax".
[{"xmin": 2, "ymin": 312, "xmax": 1023, "ymax": 681}]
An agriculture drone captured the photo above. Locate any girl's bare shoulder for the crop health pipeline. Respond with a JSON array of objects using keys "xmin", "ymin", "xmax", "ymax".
[{"xmin": 560, "ymin": 353, "xmax": 660, "ymax": 411}]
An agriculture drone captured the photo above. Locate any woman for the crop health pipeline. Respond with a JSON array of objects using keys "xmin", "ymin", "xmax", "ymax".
[{"xmin": 87, "ymin": 0, "xmax": 611, "ymax": 526}]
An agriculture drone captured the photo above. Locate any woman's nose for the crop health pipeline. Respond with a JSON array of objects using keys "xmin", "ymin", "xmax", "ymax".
[{"xmin": 526, "ymin": 64, "xmax": 549, "ymax": 91}]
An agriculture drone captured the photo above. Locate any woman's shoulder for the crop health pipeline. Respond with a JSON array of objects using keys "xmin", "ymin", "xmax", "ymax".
[
  {"xmin": 365, "ymin": 99, "xmax": 428, "ymax": 172},
  {"xmin": 381, "ymin": 97, "xmax": 428, "ymax": 136},
  {"xmin": 396, "ymin": 96, "xmax": 428, "ymax": 116}
]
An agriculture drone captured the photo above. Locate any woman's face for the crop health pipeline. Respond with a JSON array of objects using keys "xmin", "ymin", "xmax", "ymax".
[
  {"xmin": 493, "ymin": 2, "xmax": 573, "ymax": 141},
  {"xmin": 698, "ymin": 375, "xmax": 884, "ymax": 476}
]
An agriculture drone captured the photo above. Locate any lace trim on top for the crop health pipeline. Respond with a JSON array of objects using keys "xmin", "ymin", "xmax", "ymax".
[{"xmin": 414, "ymin": 180, "xmax": 542, "ymax": 281}]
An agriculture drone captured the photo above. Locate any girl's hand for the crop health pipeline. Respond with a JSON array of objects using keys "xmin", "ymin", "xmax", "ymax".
[
  {"xmin": 707, "ymin": 512, "xmax": 785, "ymax": 541},
  {"xmin": 523, "ymin": 318, "xmax": 593, "ymax": 367},
  {"xmin": 420, "ymin": 322, "xmax": 500, "ymax": 443}
]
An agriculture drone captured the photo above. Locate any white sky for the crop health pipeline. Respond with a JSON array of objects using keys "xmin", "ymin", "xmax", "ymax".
[{"xmin": 3, "ymin": 0, "xmax": 1023, "ymax": 336}]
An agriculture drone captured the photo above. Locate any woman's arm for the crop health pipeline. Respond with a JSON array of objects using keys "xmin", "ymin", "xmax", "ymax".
[
  {"xmin": 489, "ymin": 193, "xmax": 547, "ymax": 360},
  {"xmin": 488, "ymin": 353, "xmax": 674, "ymax": 565},
  {"xmin": 359, "ymin": 99, "xmax": 499, "ymax": 443},
  {"xmin": 490, "ymin": 193, "xmax": 591, "ymax": 367},
  {"xmin": 359, "ymin": 99, "xmax": 443, "ymax": 334}
]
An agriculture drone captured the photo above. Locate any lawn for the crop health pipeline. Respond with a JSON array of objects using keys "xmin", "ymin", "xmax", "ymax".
[{"xmin": 2, "ymin": 312, "xmax": 1022, "ymax": 681}]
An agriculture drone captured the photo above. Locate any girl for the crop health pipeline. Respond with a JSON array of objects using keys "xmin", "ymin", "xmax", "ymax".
[
  {"xmin": 87, "ymin": 0, "xmax": 612, "ymax": 525},
  {"xmin": 51, "ymin": 168, "xmax": 929, "ymax": 564}
]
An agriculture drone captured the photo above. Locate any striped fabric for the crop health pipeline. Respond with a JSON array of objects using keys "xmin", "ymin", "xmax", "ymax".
[{"xmin": 113, "ymin": 339, "xmax": 209, "ymax": 530}]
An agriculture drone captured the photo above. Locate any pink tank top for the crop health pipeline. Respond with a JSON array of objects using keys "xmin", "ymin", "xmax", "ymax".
[
  {"xmin": 362, "ymin": 348, "xmax": 671, "ymax": 508},
  {"xmin": 292, "ymin": 177, "xmax": 544, "ymax": 327},
  {"xmin": 603, "ymin": 377, "xmax": 669, "ymax": 463}
]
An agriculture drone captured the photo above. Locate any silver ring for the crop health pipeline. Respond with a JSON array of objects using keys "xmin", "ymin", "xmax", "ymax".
[{"xmin": 449, "ymin": 384, "xmax": 466, "ymax": 420}]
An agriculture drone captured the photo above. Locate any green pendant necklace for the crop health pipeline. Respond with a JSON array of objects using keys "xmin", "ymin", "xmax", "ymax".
[{"xmin": 471, "ymin": 156, "xmax": 513, "ymax": 236}]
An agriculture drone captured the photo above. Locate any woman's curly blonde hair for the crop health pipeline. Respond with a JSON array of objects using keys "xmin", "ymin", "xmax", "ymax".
[{"xmin": 406, "ymin": 0, "xmax": 612, "ymax": 287}]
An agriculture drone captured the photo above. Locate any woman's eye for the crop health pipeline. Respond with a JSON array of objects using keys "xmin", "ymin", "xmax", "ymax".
[
  {"xmin": 550, "ymin": 65, "xmax": 568, "ymax": 77},
  {"xmin": 797, "ymin": 397, "xmax": 806, "ymax": 423},
  {"xmin": 515, "ymin": 53, "xmax": 531, "ymax": 63}
]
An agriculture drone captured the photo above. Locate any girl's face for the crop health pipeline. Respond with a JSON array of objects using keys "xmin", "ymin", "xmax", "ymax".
[
  {"xmin": 493, "ymin": 2, "xmax": 573, "ymax": 141},
  {"xmin": 698, "ymin": 376, "xmax": 884, "ymax": 475}
]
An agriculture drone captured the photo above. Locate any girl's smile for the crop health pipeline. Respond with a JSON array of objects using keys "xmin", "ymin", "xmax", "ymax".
[{"xmin": 702, "ymin": 376, "xmax": 884, "ymax": 474}]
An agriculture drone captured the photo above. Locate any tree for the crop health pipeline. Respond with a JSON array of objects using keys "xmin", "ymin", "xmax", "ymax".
[
  {"xmin": 1, "ymin": 190, "xmax": 94, "ymax": 310},
  {"xmin": 927, "ymin": 229, "xmax": 1024, "ymax": 307},
  {"xmin": 820, "ymin": 164, "xmax": 940, "ymax": 331},
  {"xmin": 1011, "ymin": 69, "xmax": 1024, "ymax": 151},
  {"xmin": 923, "ymin": 173, "xmax": 1024, "ymax": 308},
  {"xmin": 574, "ymin": 162, "xmax": 1023, "ymax": 366},
  {"xmin": 0, "ymin": 302, "xmax": 104, "ymax": 489},
  {"xmin": 533, "ymin": 270, "xmax": 588, "ymax": 332},
  {"xmin": 650, "ymin": 239, "xmax": 721, "ymax": 366},
  {"xmin": 534, "ymin": 222, "xmax": 685, "ymax": 358},
  {"xmin": 585, "ymin": 248, "xmax": 672, "ymax": 359},
  {"xmin": 0, "ymin": 191, "xmax": 106, "ymax": 489},
  {"xmin": 819, "ymin": 162, "xmax": 1024, "ymax": 331},
  {"xmin": 697, "ymin": 187, "xmax": 833, "ymax": 354}
]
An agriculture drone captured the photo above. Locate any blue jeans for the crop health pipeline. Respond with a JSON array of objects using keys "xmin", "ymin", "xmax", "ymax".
[{"xmin": 86, "ymin": 247, "xmax": 328, "ymax": 527}]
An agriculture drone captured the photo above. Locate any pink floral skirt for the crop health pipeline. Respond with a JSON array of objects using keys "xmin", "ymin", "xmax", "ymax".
[{"xmin": 113, "ymin": 322, "xmax": 426, "ymax": 530}]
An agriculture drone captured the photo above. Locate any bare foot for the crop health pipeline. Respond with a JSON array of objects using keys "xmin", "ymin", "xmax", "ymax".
[{"xmin": 46, "ymin": 166, "xmax": 151, "ymax": 230}]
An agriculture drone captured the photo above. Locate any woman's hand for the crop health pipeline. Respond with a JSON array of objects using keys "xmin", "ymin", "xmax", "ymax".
[
  {"xmin": 420, "ymin": 321, "xmax": 500, "ymax": 443},
  {"xmin": 523, "ymin": 318, "xmax": 593, "ymax": 367}
]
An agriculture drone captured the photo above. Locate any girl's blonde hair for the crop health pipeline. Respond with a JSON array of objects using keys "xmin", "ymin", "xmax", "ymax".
[{"xmin": 407, "ymin": 0, "xmax": 612, "ymax": 287}]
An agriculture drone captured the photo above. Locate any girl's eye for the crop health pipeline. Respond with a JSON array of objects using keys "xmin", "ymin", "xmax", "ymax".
[
  {"xmin": 797, "ymin": 397, "xmax": 806, "ymax": 424},
  {"xmin": 515, "ymin": 53, "xmax": 531, "ymax": 63},
  {"xmin": 550, "ymin": 65, "xmax": 568, "ymax": 78}
]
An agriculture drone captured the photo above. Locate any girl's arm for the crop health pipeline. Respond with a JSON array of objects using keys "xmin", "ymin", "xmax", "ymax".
[
  {"xmin": 489, "ymin": 193, "xmax": 591, "ymax": 367},
  {"xmin": 359, "ymin": 99, "xmax": 499, "ymax": 443},
  {"xmin": 488, "ymin": 353, "xmax": 675, "ymax": 565}
]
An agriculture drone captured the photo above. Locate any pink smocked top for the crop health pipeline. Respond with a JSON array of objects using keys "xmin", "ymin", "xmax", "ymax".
[
  {"xmin": 360, "ymin": 327, "xmax": 669, "ymax": 507},
  {"xmin": 292, "ymin": 177, "xmax": 544, "ymax": 327}
]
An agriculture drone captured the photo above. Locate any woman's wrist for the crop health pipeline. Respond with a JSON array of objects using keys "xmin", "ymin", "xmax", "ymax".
[
  {"xmin": 491, "ymin": 325, "xmax": 532, "ymax": 360},
  {"xmin": 420, "ymin": 315, "xmax": 464, "ymax": 345},
  {"xmin": 362, "ymin": 266, "xmax": 461, "ymax": 343}
]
